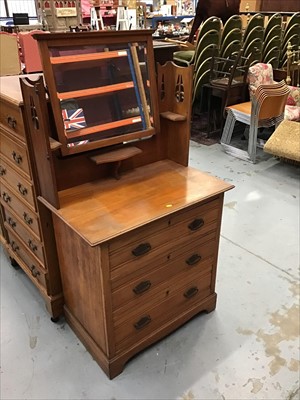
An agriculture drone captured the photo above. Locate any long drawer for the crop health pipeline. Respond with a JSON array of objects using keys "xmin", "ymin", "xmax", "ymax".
[
  {"xmin": 0, "ymin": 157, "xmax": 36, "ymax": 210},
  {"xmin": 0, "ymin": 129, "xmax": 30, "ymax": 178},
  {"xmin": 109, "ymin": 198, "xmax": 221, "ymax": 269},
  {"xmin": 0, "ymin": 180, "xmax": 40, "ymax": 237},
  {"xmin": 114, "ymin": 271, "xmax": 212, "ymax": 351},
  {"xmin": 7, "ymin": 228, "xmax": 48, "ymax": 289},
  {"xmin": 0, "ymin": 101, "xmax": 25, "ymax": 139},
  {"xmin": 3, "ymin": 207, "xmax": 45, "ymax": 265}
]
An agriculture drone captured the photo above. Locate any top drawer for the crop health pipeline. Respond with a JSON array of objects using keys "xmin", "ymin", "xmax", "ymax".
[
  {"xmin": 109, "ymin": 197, "xmax": 221, "ymax": 268},
  {"xmin": 0, "ymin": 130, "xmax": 31, "ymax": 178},
  {"xmin": 0, "ymin": 100, "xmax": 25, "ymax": 139}
]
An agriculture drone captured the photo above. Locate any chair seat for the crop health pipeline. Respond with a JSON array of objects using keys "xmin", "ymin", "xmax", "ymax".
[
  {"xmin": 228, "ymin": 101, "xmax": 251, "ymax": 114},
  {"xmin": 173, "ymin": 50, "xmax": 194, "ymax": 62},
  {"xmin": 210, "ymin": 77, "xmax": 247, "ymax": 87}
]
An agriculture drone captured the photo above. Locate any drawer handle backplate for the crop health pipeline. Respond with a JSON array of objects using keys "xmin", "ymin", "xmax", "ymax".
[
  {"xmin": 132, "ymin": 242, "xmax": 151, "ymax": 257},
  {"xmin": 188, "ymin": 218, "xmax": 204, "ymax": 231},
  {"xmin": 186, "ymin": 254, "xmax": 202, "ymax": 266},
  {"xmin": 8, "ymin": 217, "xmax": 16, "ymax": 228},
  {"xmin": 184, "ymin": 286, "xmax": 199, "ymax": 299},
  {"xmin": 2, "ymin": 192, "xmax": 11, "ymax": 203},
  {"xmin": 30, "ymin": 265, "xmax": 40, "ymax": 278},
  {"xmin": 17, "ymin": 183, "xmax": 28, "ymax": 196},
  {"xmin": 12, "ymin": 151, "xmax": 22, "ymax": 165},
  {"xmin": 28, "ymin": 239, "xmax": 38, "ymax": 252},
  {"xmin": 23, "ymin": 212, "xmax": 33, "ymax": 225},
  {"xmin": 7, "ymin": 116, "xmax": 17, "ymax": 130},
  {"xmin": 133, "ymin": 280, "xmax": 151, "ymax": 295},
  {"xmin": 134, "ymin": 315, "xmax": 151, "ymax": 330},
  {"xmin": 11, "ymin": 241, "xmax": 19, "ymax": 252}
]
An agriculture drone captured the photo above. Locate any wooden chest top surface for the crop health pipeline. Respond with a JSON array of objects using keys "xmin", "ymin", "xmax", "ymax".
[{"xmin": 40, "ymin": 160, "xmax": 233, "ymax": 245}]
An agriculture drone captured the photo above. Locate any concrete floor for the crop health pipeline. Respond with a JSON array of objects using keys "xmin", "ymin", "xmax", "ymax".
[{"xmin": 1, "ymin": 142, "xmax": 299, "ymax": 400}]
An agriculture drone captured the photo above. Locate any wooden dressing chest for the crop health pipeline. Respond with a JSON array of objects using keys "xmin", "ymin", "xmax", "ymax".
[{"xmin": 18, "ymin": 30, "xmax": 233, "ymax": 378}]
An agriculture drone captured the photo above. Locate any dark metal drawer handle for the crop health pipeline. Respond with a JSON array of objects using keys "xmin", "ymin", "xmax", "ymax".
[
  {"xmin": 0, "ymin": 166, "xmax": 6, "ymax": 176},
  {"xmin": 188, "ymin": 218, "xmax": 204, "ymax": 231},
  {"xmin": 134, "ymin": 315, "xmax": 151, "ymax": 330},
  {"xmin": 186, "ymin": 254, "xmax": 202, "ymax": 266},
  {"xmin": 2, "ymin": 192, "xmax": 11, "ymax": 203},
  {"xmin": 12, "ymin": 151, "xmax": 22, "ymax": 164},
  {"xmin": 184, "ymin": 286, "xmax": 199, "ymax": 299},
  {"xmin": 30, "ymin": 265, "xmax": 40, "ymax": 278},
  {"xmin": 11, "ymin": 241, "xmax": 19, "ymax": 252},
  {"xmin": 23, "ymin": 212, "xmax": 33, "ymax": 225},
  {"xmin": 133, "ymin": 280, "xmax": 152, "ymax": 295},
  {"xmin": 132, "ymin": 242, "xmax": 151, "ymax": 257},
  {"xmin": 17, "ymin": 183, "xmax": 28, "ymax": 196},
  {"xmin": 8, "ymin": 217, "xmax": 16, "ymax": 228},
  {"xmin": 28, "ymin": 239, "xmax": 38, "ymax": 252},
  {"xmin": 7, "ymin": 116, "xmax": 17, "ymax": 129}
]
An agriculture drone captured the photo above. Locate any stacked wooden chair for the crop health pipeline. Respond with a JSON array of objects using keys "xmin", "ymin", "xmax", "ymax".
[{"xmin": 220, "ymin": 80, "xmax": 290, "ymax": 163}]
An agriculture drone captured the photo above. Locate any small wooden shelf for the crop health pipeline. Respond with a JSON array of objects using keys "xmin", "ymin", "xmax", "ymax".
[
  {"xmin": 49, "ymin": 137, "xmax": 62, "ymax": 151},
  {"xmin": 90, "ymin": 145, "xmax": 142, "ymax": 179},
  {"xmin": 90, "ymin": 146, "xmax": 142, "ymax": 165},
  {"xmin": 160, "ymin": 111, "xmax": 187, "ymax": 122}
]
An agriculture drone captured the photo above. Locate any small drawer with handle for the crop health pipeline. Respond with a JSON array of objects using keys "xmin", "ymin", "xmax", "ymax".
[
  {"xmin": 0, "ymin": 100, "xmax": 25, "ymax": 138},
  {"xmin": 0, "ymin": 181, "xmax": 40, "ymax": 237},
  {"xmin": 0, "ymin": 158, "xmax": 36, "ymax": 209},
  {"xmin": 7, "ymin": 229, "xmax": 47, "ymax": 288},
  {"xmin": 4, "ymin": 208, "xmax": 44, "ymax": 264},
  {"xmin": 0, "ymin": 131, "xmax": 30, "ymax": 178}
]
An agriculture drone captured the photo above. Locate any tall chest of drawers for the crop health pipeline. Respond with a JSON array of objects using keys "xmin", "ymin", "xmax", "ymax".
[{"xmin": 0, "ymin": 76, "xmax": 63, "ymax": 319}]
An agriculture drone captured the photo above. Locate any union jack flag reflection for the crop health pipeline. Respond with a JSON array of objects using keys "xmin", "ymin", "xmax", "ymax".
[{"xmin": 61, "ymin": 108, "xmax": 87, "ymax": 131}]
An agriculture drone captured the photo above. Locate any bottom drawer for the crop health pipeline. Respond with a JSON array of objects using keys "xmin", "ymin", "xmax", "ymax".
[
  {"xmin": 114, "ymin": 272, "xmax": 212, "ymax": 351},
  {"xmin": 7, "ymin": 229, "xmax": 47, "ymax": 289}
]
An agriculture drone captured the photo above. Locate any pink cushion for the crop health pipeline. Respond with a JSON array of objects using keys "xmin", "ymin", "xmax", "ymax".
[
  {"xmin": 284, "ymin": 105, "xmax": 300, "ymax": 121},
  {"xmin": 287, "ymin": 86, "xmax": 300, "ymax": 107},
  {"xmin": 247, "ymin": 63, "xmax": 274, "ymax": 97}
]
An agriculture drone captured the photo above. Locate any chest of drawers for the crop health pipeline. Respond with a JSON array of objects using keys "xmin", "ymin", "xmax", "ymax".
[
  {"xmin": 43, "ymin": 161, "xmax": 233, "ymax": 378},
  {"xmin": 0, "ymin": 76, "xmax": 63, "ymax": 319}
]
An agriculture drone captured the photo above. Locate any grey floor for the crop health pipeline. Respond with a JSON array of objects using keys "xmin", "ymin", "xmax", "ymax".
[{"xmin": 1, "ymin": 142, "xmax": 299, "ymax": 400}]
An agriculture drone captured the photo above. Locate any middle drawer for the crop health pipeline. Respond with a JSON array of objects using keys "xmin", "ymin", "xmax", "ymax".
[{"xmin": 0, "ymin": 157, "xmax": 36, "ymax": 209}]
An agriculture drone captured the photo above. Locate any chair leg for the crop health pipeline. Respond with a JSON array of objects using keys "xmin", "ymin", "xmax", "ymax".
[
  {"xmin": 221, "ymin": 109, "xmax": 254, "ymax": 163},
  {"xmin": 220, "ymin": 109, "xmax": 236, "ymax": 144},
  {"xmin": 248, "ymin": 124, "xmax": 258, "ymax": 163}
]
